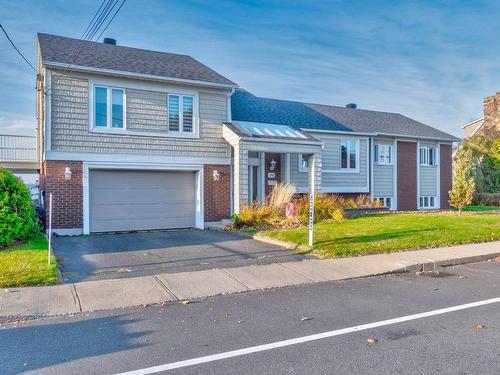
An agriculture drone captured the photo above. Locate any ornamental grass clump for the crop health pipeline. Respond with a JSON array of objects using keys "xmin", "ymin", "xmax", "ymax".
[
  {"xmin": 294, "ymin": 194, "xmax": 345, "ymax": 223},
  {"xmin": 0, "ymin": 168, "xmax": 40, "ymax": 247},
  {"xmin": 266, "ymin": 183, "xmax": 296, "ymax": 211},
  {"xmin": 235, "ymin": 203, "xmax": 281, "ymax": 229}
]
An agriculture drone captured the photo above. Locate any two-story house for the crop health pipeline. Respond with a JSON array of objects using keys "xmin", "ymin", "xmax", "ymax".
[{"xmin": 37, "ymin": 34, "xmax": 459, "ymax": 235}]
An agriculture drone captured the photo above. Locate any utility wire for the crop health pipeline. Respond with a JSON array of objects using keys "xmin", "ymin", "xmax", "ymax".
[
  {"xmin": 0, "ymin": 24, "xmax": 36, "ymax": 71},
  {"xmin": 87, "ymin": 0, "xmax": 118, "ymax": 40},
  {"xmin": 96, "ymin": 0, "xmax": 127, "ymax": 41},
  {"xmin": 81, "ymin": 0, "xmax": 108, "ymax": 39}
]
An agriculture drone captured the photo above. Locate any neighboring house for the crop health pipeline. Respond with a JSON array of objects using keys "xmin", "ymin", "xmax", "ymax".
[
  {"xmin": 0, "ymin": 134, "xmax": 39, "ymax": 184},
  {"xmin": 461, "ymin": 92, "xmax": 500, "ymax": 138},
  {"xmin": 36, "ymin": 33, "xmax": 459, "ymax": 235},
  {"xmin": 461, "ymin": 118, "xmax": 484, "ymax": 139}
]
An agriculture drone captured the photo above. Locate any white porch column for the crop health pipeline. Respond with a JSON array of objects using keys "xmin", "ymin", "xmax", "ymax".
[{"xmin": 233, "ymin": 144, "xmax": 249, "ymax": 213}]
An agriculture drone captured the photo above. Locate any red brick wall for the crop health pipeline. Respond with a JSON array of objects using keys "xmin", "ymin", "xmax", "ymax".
[
  {"xmin": 440, "ymin": 144, "xmax": 453, "ymax": 209},
  {"xmin": 265, "ymin": 153, "xmax": 281, "ymax": 196},
  {"xmin": 397, "ymin": 141, "xmax": 417, "ymax": 210},
  {"xmin": 41, "ymin": 161, "xmax": 83, "ymax": 228},
  {"xmin": 204, "ymin": 164, "xmax": 231, "ymax": 222}
]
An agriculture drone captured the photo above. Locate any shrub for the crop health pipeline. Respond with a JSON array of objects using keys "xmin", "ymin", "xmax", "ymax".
[
  {"xmin": 266, "ymin": 183, "xmax": 296, "ymax": 211},
  {"xmin": 449, "ymin": 147, "xmax": 475, "ymax": 213},
  {"xmin": 473, "ymin": 192, "xmax": 500, "ymax": 206},
  {"xmin": 234, "ymin": 203, "xmax": 280, "ymax": 229},
  {"xmin": 294, "ymin": 194, "xmax": 345, "ymax": 223},
  {"xmin": 0, "ymin": 168, "xmax": 40, "ymax": 247}
]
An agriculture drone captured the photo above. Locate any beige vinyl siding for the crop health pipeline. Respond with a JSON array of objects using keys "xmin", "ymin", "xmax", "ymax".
[
  {"xmin": 373, "ymin": 138, "xmax": 394, "ymax": 197},
  {"xmin": 419, "ymin": 142, "xmax": 438, "ymax": 196},
  {"xmin": 49, "ymin": 73, "xmax": 230, "ymax": 158},
  {"xmin": 420, "ymin": 166, "xmax": 437, "ymax": 196},
  {"xmin": 290, "ymin": 135, "xmax": 368, "ymax": 191},
  {"xmin": 373, "ymin": 164, "xmax": 393, "ymax": 196},
  {"xmin": 126, "ymin": 89, "xmax": 167, "ymax": 132}
]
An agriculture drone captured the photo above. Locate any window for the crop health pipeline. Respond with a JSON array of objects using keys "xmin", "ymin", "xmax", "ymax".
[
  {"xmin": 168, "ymin": 94, "xmax": 194, "ymax": 133},
  {"xmin": 93, "ymin": 86, "xmax": 125, "ymax": 129},
  {"xmin": 298, "ymin": 154, "xmax": 309, "ymax": 172},
  {"xmin": 374, "ymin": 144, "xmax": 392, "ymax": 164},
  {"xmin": 419, "ymin": 147, "xmax": 437, "ymax": 166},
  {"xmin": 419, "ymin": 195, "xmax": 437, "ymax": 208},
  {"xmin": 341, "ymin": 139, "xmax": 358, "ymax": 170},
  {"xmin": 373, "ymin": 197, "xmax": 392, "ymax": 208}
]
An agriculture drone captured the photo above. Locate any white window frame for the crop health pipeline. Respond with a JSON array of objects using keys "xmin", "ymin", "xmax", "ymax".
[
  {"xmin": 374, "ymin": 144, "xmax": 392, "ymax": 165},
  {"xmin": 419, "ymin": 147, "xmax": 438, "ymax": 166},
  {"xmin": 340, "ymin": 139, "xmax": 360, "ymax": 172},
  {"xmin": 373, "ymin": 196, "xmax": 392, "ymax": 208},
  {"xmin": 91, "ymin": 85, "xmax": 127, "ymax": 132},
  {"xmin": 298, "ymin": 154, "xmax": 309, "ymax": 172},
  {"xmin": 419, "ymin": 195, "xmax": 437, "ymax": 209},
  {"xmin": 88, "ymin": 77, "xmax": 200, "ymax": 139},
  {"xmin": 167, "ymin": 93, "xmax": 195, "ymax": 134}
]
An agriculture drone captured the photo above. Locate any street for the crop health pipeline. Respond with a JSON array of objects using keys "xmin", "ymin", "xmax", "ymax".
[{"xmin": 1, "ymin": 261, "xmax": 499, "ymax": 374}]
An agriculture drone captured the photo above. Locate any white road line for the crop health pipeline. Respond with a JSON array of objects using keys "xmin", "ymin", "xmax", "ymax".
[{"xmin": 115, "ymin": 296, "xmax": 500, "ymax": 375}]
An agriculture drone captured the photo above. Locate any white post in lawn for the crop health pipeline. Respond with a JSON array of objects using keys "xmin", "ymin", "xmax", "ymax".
[
  {"xmin": 48, "ymin": 193, "xmax": 52, "ymax": 266},
  {"xmin": 308, "ymin": 155, "xmax": 315, "ymax": 247}
]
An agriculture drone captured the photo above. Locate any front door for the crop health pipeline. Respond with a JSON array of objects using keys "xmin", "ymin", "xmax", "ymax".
[{"xmin": 248, "ymin": 165, "xmax": 260, "ymax": 203}]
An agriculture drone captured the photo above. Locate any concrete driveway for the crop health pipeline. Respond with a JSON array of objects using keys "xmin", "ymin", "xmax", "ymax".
[{"xmin": 53, "ymin": 230, "xmax": 309, "ymax": 282}]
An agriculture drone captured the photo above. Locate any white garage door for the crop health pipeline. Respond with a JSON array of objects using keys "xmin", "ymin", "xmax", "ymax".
[{"xmin": 89, "ymin": 170, "xmax": 196, "ymax": 233}]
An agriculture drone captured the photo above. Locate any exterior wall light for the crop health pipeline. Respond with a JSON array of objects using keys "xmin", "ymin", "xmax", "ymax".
[
  {"xmin": 64, "ymin": 166, "xmax": 72, "ymax": 180},
  {"xmin": 269, "ymin": 159, "xmax": 277, "ymax": 171},
  {"xmin": 213, "ymin": 170, "xmax": 220, "ymax": 181}
]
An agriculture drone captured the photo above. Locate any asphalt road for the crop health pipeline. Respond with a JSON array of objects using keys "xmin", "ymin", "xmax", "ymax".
[{"xmin": 1, "ymin": 261, "xmax": 499, "ymax": 374}]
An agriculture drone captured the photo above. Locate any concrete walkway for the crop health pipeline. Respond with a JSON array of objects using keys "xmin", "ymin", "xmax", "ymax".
[{"xmin": 1, "ymin": 241, "xmax": 499, "ymax": 320}]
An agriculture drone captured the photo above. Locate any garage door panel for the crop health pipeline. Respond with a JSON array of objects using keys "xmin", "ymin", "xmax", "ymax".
[{"xmin": 89, "ymin": 170, "xmax": 196, "ymax": 233}]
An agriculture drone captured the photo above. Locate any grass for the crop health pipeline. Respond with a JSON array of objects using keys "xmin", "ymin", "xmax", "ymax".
[
  {"xmin": 461, "ymin": 205, "xmax": 500, "ymax": 212},
  {"xmin": 0, "ymin": 235, "xmax": 58, "ymax": 288},
  {"xmin": 261, "ymin": 213, "xmax": 500, "ymax": 258}
]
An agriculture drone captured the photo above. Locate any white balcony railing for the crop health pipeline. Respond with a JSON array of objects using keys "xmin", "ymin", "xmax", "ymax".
[{"xmin": 0, "ymin": 134, "xmax": 38, "ymax": 162}]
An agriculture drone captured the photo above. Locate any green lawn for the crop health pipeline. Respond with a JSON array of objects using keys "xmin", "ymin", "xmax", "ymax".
[
  {"xmin": 261, "ymin": 213, "xmax": 500, "ymax": 258},
  {"xmin": 461, "ymin": 205, "xmax": 500, "ymax": 212},
  {"xmin": 0, "ymin": 235, "xmax": 57, "ymax": 288}
]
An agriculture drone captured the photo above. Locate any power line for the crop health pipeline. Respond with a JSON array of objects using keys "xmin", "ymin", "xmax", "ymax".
[
  {"xmin": 87, "ymin": 0, "xmax": 118, "ymax": 41},
  {"xmin": 0, "ymin": 24, "xmax": 36, "ymax": 71},
  {"xmin": 81, "ymin": 0, "xmax": 108, "ymax": 39},
  {"xmin": 96, "ymin": 0, "xmax": 127, "ymax": 41}
]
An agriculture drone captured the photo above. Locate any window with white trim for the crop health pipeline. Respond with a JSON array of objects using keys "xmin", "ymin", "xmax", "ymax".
[
  {"xmin": 374, "ymin": 144, "xmax": 392, "ymax": 164},
  {"xmin": 341, "ymin": 139, "xmax": 358, "ymax": 170},
  {"xmin": 419, "ymin": 147, "xmax": 437, "ymax": 166},
  {"xmin": 298, "ymin": 154, "xmax": 309, "ymax": 172},
  {"xmin": 419, "ymin": 196, "xmax": 436, "ymax": 208},
  {"xmin": 168, "ymin": 94, "xmax": 194, "ymax": 133},
  {"xmin": 373, "ymin": 197, "xmax": 391, "ymax": 208},
  {"xmin": 94, "ymin": 86, "xmax": 125, "ymax": 129}
]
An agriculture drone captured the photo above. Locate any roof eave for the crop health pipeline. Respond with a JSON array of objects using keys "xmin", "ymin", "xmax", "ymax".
[
  {"xmin": 42, "ymin": 60, "xmax": 239, "ymax": 89},
  {"xmin": 300, "ymin": 128, "xmax": 459, "ymax": 142}
]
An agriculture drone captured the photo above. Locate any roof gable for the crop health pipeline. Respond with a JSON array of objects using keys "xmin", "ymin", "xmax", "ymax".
[{"xmin": 37, "ymin": 33, "xmax": 236, "ymax": 87}]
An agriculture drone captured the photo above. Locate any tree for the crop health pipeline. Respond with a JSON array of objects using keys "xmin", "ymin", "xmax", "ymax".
[{"xmin": 449, "ymin": 147, "xmax": 475, "ymax": 214}]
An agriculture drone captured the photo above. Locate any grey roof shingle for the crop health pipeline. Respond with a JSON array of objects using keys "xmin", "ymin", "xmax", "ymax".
[
  {"xmin": 37, "ymin": 33, "xmax": 237, "ymax": 86},
  {"xmin": 231, "ymin": 90, "xmax": 459, "ymax": 142}
]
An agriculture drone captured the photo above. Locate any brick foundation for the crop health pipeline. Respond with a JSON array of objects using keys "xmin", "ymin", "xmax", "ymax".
[
  {"xmin": 41, "ymin": 160, "xmax": 83, "ymax": 229},
  {"xmin": 204, "ymin": 164, "xmax": 231, "ymax": 222}
]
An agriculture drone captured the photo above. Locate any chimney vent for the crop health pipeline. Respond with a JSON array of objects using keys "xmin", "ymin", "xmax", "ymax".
[
  {"xmin": 103, "ymin": 38, "xmax": 116, "ymax": 45},
  {"xmin": 346, "ymin": 103, "xmax": 357, "ymax": 109}
]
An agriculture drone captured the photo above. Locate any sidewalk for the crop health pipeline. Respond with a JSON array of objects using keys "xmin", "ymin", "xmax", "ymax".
[{"xmin": 1, "ymin": 241, "xmax": 499, "ymax": 321}]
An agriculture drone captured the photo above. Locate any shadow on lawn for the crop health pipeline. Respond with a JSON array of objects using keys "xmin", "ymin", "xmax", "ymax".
[{"xmin": 315, "ymin": 228, "xmax": 435, "ymax": 247}]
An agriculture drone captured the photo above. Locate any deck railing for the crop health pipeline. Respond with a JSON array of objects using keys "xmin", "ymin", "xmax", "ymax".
[{"xmin": 0, "ymin": 134, "xmax": 38, "ymax": 162}]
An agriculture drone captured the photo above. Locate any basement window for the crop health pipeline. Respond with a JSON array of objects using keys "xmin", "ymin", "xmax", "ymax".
[{"xmin": 419, "ymin": 196, "xmax": 436, "ymax": 209}]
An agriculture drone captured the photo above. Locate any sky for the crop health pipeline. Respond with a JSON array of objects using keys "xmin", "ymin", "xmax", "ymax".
[{"xmin": 1, "ymin": 0, "xmax": 500, "ymax": 137}]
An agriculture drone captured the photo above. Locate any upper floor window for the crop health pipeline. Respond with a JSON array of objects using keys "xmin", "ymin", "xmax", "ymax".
[
  {"xmin": 94, "ymin": 86, "xmax": 125, "ymax": 129},
  {"xmin": 168, "ymin": 94, "xmax": 194, "ymax": 133},
  {"xmin": 341, "ymin": 139, "xmax": 358, "ymax": 170},
  {"xmin": 419, "ymin": 147, "xmax": 437, "ymax": 166},
  {"xmin": 374, "ymin": 144, "xmax": 392, "ymax": 164}
]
